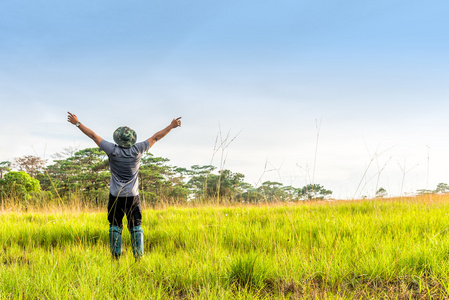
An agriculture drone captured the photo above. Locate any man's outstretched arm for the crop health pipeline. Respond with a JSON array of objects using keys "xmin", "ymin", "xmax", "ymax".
[
  {"xmin": 67, "ymin": 112, "xmax": 103, "ymax": 147},
  {"xmin": 147, "ymin": 117, "xmax": 182, "ymax": 148}
]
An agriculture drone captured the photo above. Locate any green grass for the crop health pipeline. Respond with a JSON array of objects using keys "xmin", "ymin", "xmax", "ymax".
[{"xmin": 2, "ymin": 195, "xmax": 449, "ymax": 299}]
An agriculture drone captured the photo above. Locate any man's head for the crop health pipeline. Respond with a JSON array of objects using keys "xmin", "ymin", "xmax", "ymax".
[{"xmin": 113, "ymin": 126, "xmax": 137, "ymax": 148}]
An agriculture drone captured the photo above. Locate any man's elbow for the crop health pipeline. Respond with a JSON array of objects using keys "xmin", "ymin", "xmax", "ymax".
[
  {"xmin": 149, "ymin": 134, "xmax": 160, "ymax": 142},
  {"xmin": 90, "ymin": 133, "xmax": 101, "ymax": 142}
]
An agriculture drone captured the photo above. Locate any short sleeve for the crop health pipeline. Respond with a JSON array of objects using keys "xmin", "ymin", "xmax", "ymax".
[
  {"xmin": 135, "ymin": 141, "xmax": 150, "ymax": 154},
  {"xmin": 100, "ymin": 140, "xmax": 116, "ymax": 155}
]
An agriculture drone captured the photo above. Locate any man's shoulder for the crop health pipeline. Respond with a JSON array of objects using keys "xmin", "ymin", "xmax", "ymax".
[
  {"xmin": 133, "ymin": 140, "xmax": 150, "ymax": 153},
  {"xmin": 100, "ymin": 140, "xmax": 116, "ymax": 154},
  {"xmin": 100, "ymin": 139, "xmax": 115, "ymax": 146}
]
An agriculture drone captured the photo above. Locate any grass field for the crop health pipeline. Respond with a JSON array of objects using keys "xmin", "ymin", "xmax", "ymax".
[{"xmin": 2, "ymin": 195, "xmax": 449, "ymax": 299}]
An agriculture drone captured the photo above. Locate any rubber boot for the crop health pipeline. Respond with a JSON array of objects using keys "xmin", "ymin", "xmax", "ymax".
[
  {"xmin": 109, "ymin": 225, "xmax": 122, "ymax": 258},
  {"xmin": 130, "ymin": 225, "xmax": 144, "ymax": 259}
]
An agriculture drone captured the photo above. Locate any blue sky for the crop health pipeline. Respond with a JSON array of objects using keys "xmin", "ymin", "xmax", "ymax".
[{"xmin": 1, "ymin": 0, "xmax": 449, "ymax": 198}]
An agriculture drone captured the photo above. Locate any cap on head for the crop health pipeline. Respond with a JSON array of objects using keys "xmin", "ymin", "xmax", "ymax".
[{"xmin": 113, "ymin": 126, "xmax": 137, "ymax": 148}]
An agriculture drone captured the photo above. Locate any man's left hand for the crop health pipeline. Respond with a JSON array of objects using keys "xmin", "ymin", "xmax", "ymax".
[{"xmin": 67, "ymin": 112, "xmax": 79, "ymax": 125}]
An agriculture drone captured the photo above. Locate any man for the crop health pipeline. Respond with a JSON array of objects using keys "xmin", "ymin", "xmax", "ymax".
[{"xmin": 67, "ymin": 112, "xmax": 181, "ymax": 259}]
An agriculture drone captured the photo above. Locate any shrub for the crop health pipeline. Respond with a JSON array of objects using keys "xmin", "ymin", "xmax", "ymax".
[{"xmin": 0, "ymin": 171, "xmax": 40, "ymax": 200}]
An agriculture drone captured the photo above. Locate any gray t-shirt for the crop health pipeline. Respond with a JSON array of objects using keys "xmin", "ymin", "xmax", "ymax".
[{"xmin": 100, "ymin": 139, "xmax": 150, "ymax": 197}]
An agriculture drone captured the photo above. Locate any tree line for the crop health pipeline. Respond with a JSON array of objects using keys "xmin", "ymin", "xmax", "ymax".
[{"xmin": 0, "ymin": 147, "xmax": 333, "ymax": 208}]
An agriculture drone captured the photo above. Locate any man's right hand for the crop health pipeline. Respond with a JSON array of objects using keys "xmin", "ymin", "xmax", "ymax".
[
  {"xmin": 170, "ymin": 117, "xmax": 182, "ymax": 128},
  {"xmin": 147, "ymin": 117, "xmax": 182, "ymax": 149}
]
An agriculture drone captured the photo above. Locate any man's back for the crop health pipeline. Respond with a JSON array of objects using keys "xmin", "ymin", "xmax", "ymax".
[{"xmin": 100, "ymin": 140, "xmax": 150, "ymax": 197}]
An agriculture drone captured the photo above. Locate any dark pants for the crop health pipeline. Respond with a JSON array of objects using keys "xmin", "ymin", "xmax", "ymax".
[{"xmin": 107, "ymin": 193, "xmax": 142, "ymax": 229}]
